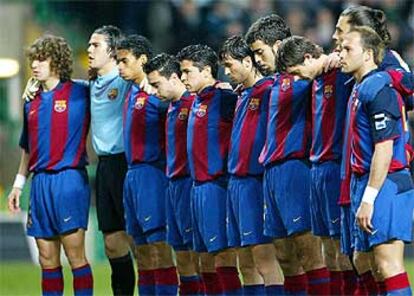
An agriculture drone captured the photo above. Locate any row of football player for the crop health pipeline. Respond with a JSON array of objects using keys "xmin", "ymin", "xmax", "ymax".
[{"xmin": 8, "ymin": 4, "xmax": 413, "ymax": 296}]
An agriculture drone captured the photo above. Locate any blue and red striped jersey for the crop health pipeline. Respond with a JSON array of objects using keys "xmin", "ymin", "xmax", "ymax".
[
  {"xmin": 339, "ymin": 85, "xmax": 357, "ymax": 205},
  {"xmin": 19, "ymin": 81, "xmax": 90, "ymax": 172},
  {"xmin": 259, "ymin": 73, "xmax": 312, "ymax": 166},
  {"xmin": 310, "ymin": 69, "xmax": 352, "ymax": 163},
  {"xmin": 187, "ymin": 86, "xmax": 237, "ymax": 182},
  {"xmin": 123, "ymin": 84, "xmax": 168, "ymax": 168},
  {"xmin": 339, "ymin": 50, "xmax": 413, "ymax": 205},
  {"xmin": 228, "ymin": 77, "xmax": 273, "ymax": 176},
  {"xmin": 350, "ymin": 70, "xmax": 410, "ymax": 175},
  {"xmin": 166, "ymin": 91, "xmax": 196, "ymax": 178}
]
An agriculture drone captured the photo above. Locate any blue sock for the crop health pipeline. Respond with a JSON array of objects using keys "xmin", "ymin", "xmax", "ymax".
[
  {"xmin": 138, "ymin": 270, "xmax": 156, "ymax": 296},
  {"xmin": 266, "ymin": 284, "xmax": 285, "ymax": 295},
  {"xmin": 243, "ymin": 284, "xmax": 265, "ymax": 295}
]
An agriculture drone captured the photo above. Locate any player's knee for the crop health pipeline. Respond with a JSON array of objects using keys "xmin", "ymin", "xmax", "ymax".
[
  {"xmin": 375, "ymin": 257, "xmax": 404, "ymax": 278},
  {"xmin": 337, "ymin": 253, "xmax": 353, "ymax": 271},
  {"xmin": 38, "ymin": 251, "xmax": 60, "ymax": 268},
  {"xmin": 65, "ymin": 248, "xmax": 87, "ymax": 269},
  {"xmin": 153, "ymin": 242, "xmax": 174, "ymax": 267},
  {"xmin": 214, "ymin": 249, "xmax": 237, "ymax": 267},
  {"xmin": 353, "ymin": 252, "xmax": 371, "ymax": 274},
  {"xmin": 295, "ymin": 234, "xmax": 324, "ymax": 271},
  {"xmin": 103, "ymin": 231, "xmax": 129, "ymax": 258}
]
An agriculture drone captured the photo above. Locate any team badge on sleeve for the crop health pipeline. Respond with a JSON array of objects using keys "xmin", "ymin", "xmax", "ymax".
[
  {"xmin": 281, "ymin": 78, "xmax": 291, "ymax": 91},
  {"xmin": 196, "ymin": 105, "xmax": 208, "ymax": 117},
  {"xmin": 107, "ymin": 88, "xmax": 118, "ymax": 100},
  {"xmin": 324, "ymin": 85, "xmax": 333, "ymax": 99},
  {"xmin": 178, "ymin": 108, "xmax": 189, "ymax": 120},
  {"xmin": 248, "ymin": 98, "xmax": 260, "ymax": 110},
  {"xmin": 374, "ymin": 113, "xmax": 389, "ymax": 130},
  {"xmin": 54, "ymin": 100, "xmax": 67, "ymax": 113},
  {"xmin": 135, "ymin": 97, "xmax": 146, "ymax": 110}
]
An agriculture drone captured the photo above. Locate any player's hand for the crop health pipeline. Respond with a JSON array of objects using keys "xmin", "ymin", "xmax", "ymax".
[
  {"xmin": 356, "ymin": 202, "xmax": 374, "ymax": 234},
  {"xmin": 323, "ymin": 52, "xmax": 341, "ymax": 72},
  {"xmin": 7, "ymin": 188, "xmax": 22, "ymax": 213},
  {"xmin": 22, "ymin": 77, "xmax": 40, "ymax": 102},
  {"xmin": 140, "ymin": 77, "xmax": 156, "ymax": 95},
  {"xmin": 215, "ymin": 82, "xmax": 233, "ymax": 90}
]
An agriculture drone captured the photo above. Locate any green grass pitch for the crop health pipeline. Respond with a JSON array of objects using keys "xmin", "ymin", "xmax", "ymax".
[{"xmin": 0, "ymin": 260, "xmax": 413, "ymax": 295}]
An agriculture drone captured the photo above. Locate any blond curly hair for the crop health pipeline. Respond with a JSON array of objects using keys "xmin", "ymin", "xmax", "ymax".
[{"xmin": 27, "ymin": 34, "xmax": 73, "ymax": 81}]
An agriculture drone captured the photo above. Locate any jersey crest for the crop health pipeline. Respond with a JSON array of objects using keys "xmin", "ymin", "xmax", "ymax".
[
  {"xmin": 196, "ymin": 104, "xmax": 208, "ymax": 117},
  {"xmin": 281, "ymin": 78, "xmax": 291, "ymax": 91},
  {"xmin": 324, "ymin": 84, "xmax": 333, "ymax": 98},
  {"xmin": 107, "ymin": 88, "xmax": 118, "ymax": 100},
  {"xmin": 248, "ymin": 98, "xmax": 260, "ymax": 110},
  {"xmin": 178, "ymin": 108, "xmax": 189, "ymax": 120},
  {"xmin": 135, "ymin": 97, "xmax": 146, "ymax": 110},
  {"xmin": 54, "ymin": 100, "xmax": 67, "ymax": 113}
]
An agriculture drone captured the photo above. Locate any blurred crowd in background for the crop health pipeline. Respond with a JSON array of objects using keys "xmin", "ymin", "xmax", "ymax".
[{"xmin": 35, "ymin": 0, "xmax": 414, "ymax": 68}]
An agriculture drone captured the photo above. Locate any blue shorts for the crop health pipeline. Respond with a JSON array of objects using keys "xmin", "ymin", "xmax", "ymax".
[
  {"xmin": 27, "ymin": 169, "xmax": 90, "ymax": 238},
  {"xmin": 310, "ymin": 162, "xmax": 341, "ymax": 238},
  {"xmin": 263, "ymin": 159, "xmax": 311, "ymax": 238},
  {"xmin": 123, "ymin": 164, "xmax": 168, "ymax": 245},
  {"xmin": 192, "ymin": 178, "xmax": 228, "ymax": 253},
  {"xmin": 350, "ymin": 170, "xmax": 414, "ymax": 252},
  {"xmin": 166, "ymin": 177, "xmax": 194, "ymax": 251},
  {"xmin": 340, "ymin": 205, "xmax": 354, "ymax": 256},
  {"xmin": 227, "ymin": 175, "xmax": 272, "ymax": 247}
]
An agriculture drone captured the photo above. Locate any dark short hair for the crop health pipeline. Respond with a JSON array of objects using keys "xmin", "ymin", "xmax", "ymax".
[
  {"xmin": 276, "ymin": 36, "xmax": 323, "ymax": 72},
  {"xmin": 116, "ymin": 34, "xmax": 154, "ymax": 60},
  {"xmin": 176, "ymin": 44, "xmax": 218, "ymax": 78},
  {"xmin": 219, "ymin": 35, "xmax": 257, "ymax": 66},
  {"xmin": 27, "ymin": 34, "xmax": 73, "ymax": 81},
  {"xmin": 348, "ymin": 26, "xmax": 385, "ymax": 65},
  {"xmin": 341, "ymin": 6, "xmax": 391, "ymax": 47},
  {"xmin": 144, "ymin": 53, "xmax": 181, "ymax": 78},
  {"xmin": 245, "ymin": 14, "xmax": 291, "ymax": 46},
  {"xmin": 93, "ymin": 25, "xmax": 122, "ymax": 58}
]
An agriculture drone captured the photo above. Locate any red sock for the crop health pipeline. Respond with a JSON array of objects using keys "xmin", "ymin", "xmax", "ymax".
[
  {"xmin": 284, "ymin": 274, "xmax": 308, "ymax": 294},
  {"xmin": 154, "ymin": 267, "xmax": 178, "ymax": 295},
  {"xmin": 72, "ymin": 264, "xmax": 93, "ymax": 295},
  {"xmin": 307, "ymin": 267, "xmax": 330, "ymax": 295},
  {"xmin": 42, "ymin": 266, "xmax": 64, "ymax": 296},
  {"xmin": 353, "ymin": 277, "xmax": 368, "ymax": 296},
  {"xmin": 138, "ymin": 269, "xmax": 156, "ymax": 295},
  {"xmin": 179, "ymin": 275, "xmax": 202, "ymax": 295},
  {"xmin": 216, "ymin": 267, "xmax": 242, "ymax": 294},
  {"xmin": 201, "ymin": 272, "xmax": 223, "ymax": 295},
  {"xmin": 377, "ymin": 281, "xmax": 386, "ymax": 295},
  {"xmin": 342, "ymin": 270, "xmax": 358, "ymax": 296},
  {"xmin": 330, "ymin": 271, "xmax": 343, "ymax": 295},
  {"xmin": 384, "ymin": 273, "xmax": 412, "ymax": 295},
  {"xmin": 360, "ymin": 271, "xmax": 379, "ymax": 295}
]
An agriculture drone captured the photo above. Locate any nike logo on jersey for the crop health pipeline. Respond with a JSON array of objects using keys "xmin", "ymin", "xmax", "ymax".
[
  {"xmin": 184, "ymin": 228, "xmax": 192, "ymax": 233},
  {"xmin": 63, "ymin": 216, "xmax": 72, "ymax": 223},
  {"xmin": 243, "ymin": 231, "xmax": 253, "ymax": 236},
  {"xmin": 209, "ymin": 236, "xmax": 217, "ymax": 243},
  {"xmin": 144, "ymin": 216, "xmax": 152, "ymax": 222},
  {"xmin": 293, "ymin": 216, "xmax": 302, "ymax": 223},
  {"xmin": 371, "ymin": 229, "xmax": 378, "ymax": 235},
  {"xmin": 331, "ymin": 218, "xmax": 340, "ymax": 224}
]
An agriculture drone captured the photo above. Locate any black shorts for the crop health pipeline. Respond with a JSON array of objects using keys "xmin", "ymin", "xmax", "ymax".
[{"xmin": 96, "ymin": 153, "xmax": 128, "ymax": 233}]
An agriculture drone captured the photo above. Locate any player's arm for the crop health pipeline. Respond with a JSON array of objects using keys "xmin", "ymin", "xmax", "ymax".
[
  {"xmin": 356, "ymin": 86, "xmax": 402, "ymax": 233},
  {"xmin": 8, "ymin": 104, "xmax": 31, "ymax": 213},
  {"xmin": 356, "ymin": 140, "xmax": 393, "ymax": 233},
  {"xmin": 8, "ymin": 149, "xmax": 30, "ymax": 213}
]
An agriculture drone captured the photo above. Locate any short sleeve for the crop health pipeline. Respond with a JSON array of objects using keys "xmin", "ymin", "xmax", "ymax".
[{"xmin": 366, "ymin": 86, "xmax": 401, "ymax": 143}]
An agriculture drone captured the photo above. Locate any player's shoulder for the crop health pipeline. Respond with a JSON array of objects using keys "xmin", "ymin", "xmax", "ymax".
[{"xmin": 358, "ymin": 70, "xmax": 392, "ymax": 103}]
